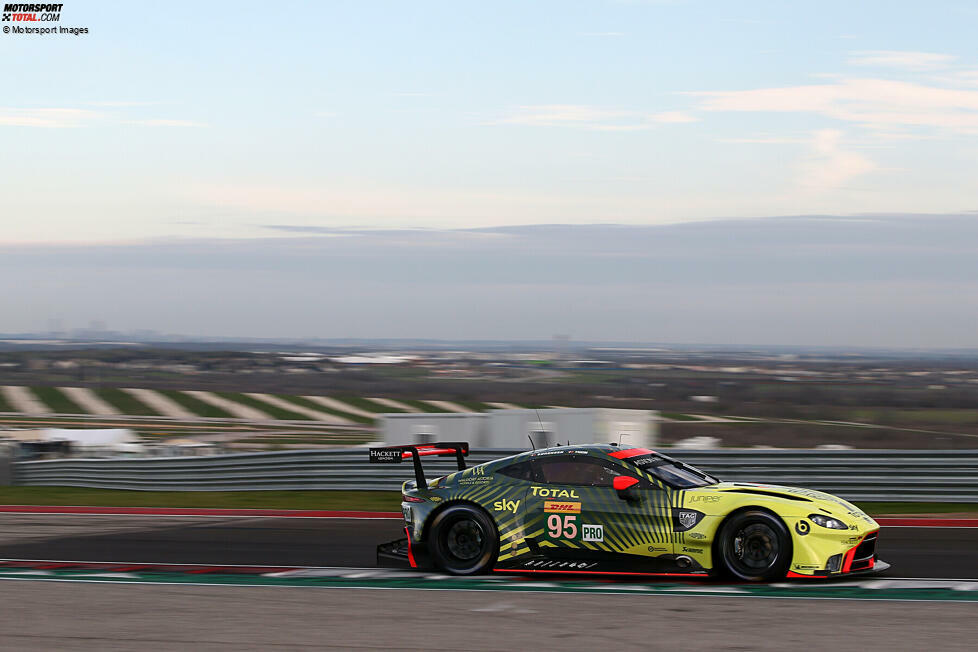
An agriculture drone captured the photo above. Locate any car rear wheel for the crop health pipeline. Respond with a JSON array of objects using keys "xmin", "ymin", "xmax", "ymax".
[
  {"xmin": 428, "ymin": 505, "xmax": 498, "ymax": 575},
  {"xmin": 717, "ymin": 510, "xmax": 791, "ymax": 582}
]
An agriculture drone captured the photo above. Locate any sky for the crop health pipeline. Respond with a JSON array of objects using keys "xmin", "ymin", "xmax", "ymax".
[{"xmin": 1, "ymin": 1, "xmax": 977, "ymax": 346}]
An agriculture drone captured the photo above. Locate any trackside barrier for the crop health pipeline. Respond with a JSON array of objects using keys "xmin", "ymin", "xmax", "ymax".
[{"xmin": 11, "ymin": 449, "xmax": 978, "ymax": 502}]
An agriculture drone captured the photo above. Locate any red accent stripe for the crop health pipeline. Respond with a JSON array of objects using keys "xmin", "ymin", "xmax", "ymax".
[
  {"xmin": 0, "ymin": 505, "xmax": 402, "ymax": 519},
  {"xmin": 841, "ymin": 531, "xmax": 872, "ymax": 573},
  {"xmin": 786, "ymin": 570, "xmax": 820, "ymax": 578},
  {"xmin": 875, "ymin": 518, "xmax": 978, "ymax": 528},
  {"xmin": 404, "ymin": 526, "xmax": 417, "ymax": 568},
  {"xmin": 0, "ymin": 560, "xmax": 298, "ymax": 574},
  {"xmin": 401, "ymin": 447, "xmax": 457, "ymax": 458},
  {"xmin": 609, "ymin": 448, "xmax": 655, "ymax": 459},
  {"xmin": 498, "ymin": 568, "xmax": 706, "ymax": 578}
]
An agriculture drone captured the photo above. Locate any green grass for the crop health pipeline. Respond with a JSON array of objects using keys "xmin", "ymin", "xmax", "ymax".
[
  {"xmin": 29, "ymin": 387, "xmax": 84, "ymax": 414},
  {"xmin": 0, "ymin": 487, "xmax": 972, "ymax": 516},
  {"xmin": 337, "ymin": 396, "xmax": 404, "ymax": 413},
  {"xmin": 661, "ymin": 412, "xmax": 703, "ymax": 421},
  {"xmin": 402, "ymin": 399, "xmax": 453, "ymax": 413},
  {"xmin": 844, "ymin": 408, "xmax": 978, "ymax": 426},
  {"xmin": 0, "ymin": 391, "xmax": 12, "ymax": 412},
  {"xmin": 855, "ymin": 502, "xmax": 978, "ymax": 515},
  {"xmin": 455, "ymin": 400, "xmax": 491, "ymax": 412},
  {"xmin": 0, "ymin": 487, "xmax": 402, "ymax": 511},
  {"xmin": 160, "ymin": 390, "xmax": 234, "ymax": 418},
  {"xmin": 276, "ymin": 395, "xmax": 374, "ymax": 424},
  {"xmin": 93, "ymin": 388, "xmax": 161, "ymax": 416},
  {"xmin": 216, "ymin": 392, "xmax": 312, "ymax": 420}
]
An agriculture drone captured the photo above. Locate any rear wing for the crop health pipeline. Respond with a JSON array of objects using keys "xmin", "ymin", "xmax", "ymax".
[{"xmin": 369, "ymin": 442, "xmax": 470, "ymax": 487}]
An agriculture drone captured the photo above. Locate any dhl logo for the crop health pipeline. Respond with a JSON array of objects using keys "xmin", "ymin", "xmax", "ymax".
[{"xmin": 544, "ymin": 501, "xmax": 581, "ymax": 514}]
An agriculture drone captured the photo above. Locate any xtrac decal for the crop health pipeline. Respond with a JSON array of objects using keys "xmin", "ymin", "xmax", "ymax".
[
  {"xmin": 531, "ymin": 487, "xmax": 580, "ymax": 499},
  {"xmin": 519, "ymin": 559, "xmax": 599, "ymax": 570},
  {"xmin": 493, "ymin": 499, "xmax": 521, "ymax": 514}
]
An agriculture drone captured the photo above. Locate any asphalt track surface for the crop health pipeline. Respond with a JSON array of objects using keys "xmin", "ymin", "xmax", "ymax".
[
  {"xmin": 0, "ymin": 514, "xmax": 974, "ymax": 578},
  {"xmin": 2, "ymin": 580, "xmax": 974, "ymax": 651},
  {"xmin": 1, "ymin": 514, "xmax": 976, "ymax": 651}
]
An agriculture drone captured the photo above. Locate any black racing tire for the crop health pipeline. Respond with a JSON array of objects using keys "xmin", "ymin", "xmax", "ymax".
[
  {"xmin": 716, "ymin": 510, "xmax": 792, "ymax": 582},
  {"xmin": 428, "ymin": 504, "xmax": 498, "ymax": 575}
]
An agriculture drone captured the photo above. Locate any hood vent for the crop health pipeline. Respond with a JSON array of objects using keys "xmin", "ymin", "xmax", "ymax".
[{"xmin": 719, "ymin": 489, "xmax": 812, "ymax": 502}]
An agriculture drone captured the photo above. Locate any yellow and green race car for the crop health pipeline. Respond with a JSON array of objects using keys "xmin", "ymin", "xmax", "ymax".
[{"xmin": 371, "ymin": 442, "xmax": 887, "ymax": 581}]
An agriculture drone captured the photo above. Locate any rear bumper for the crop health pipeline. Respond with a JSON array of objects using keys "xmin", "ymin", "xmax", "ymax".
[{"xmin": 377, "ymin": 528, "xmax": 431, "ymax": 570}]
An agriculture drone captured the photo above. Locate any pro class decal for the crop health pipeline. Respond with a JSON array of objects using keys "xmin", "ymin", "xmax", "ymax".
[{"xmin": 582, "ymin": 524, "xmax": 604, "ymax": 542}]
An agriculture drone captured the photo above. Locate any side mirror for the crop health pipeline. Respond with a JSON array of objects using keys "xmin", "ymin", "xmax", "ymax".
[{"xmin": 613, "ymin": 475, "xmax": 641, "ymax": 502}]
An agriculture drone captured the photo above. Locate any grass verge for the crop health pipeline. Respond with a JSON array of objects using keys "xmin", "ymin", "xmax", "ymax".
[
  {"xmin": 29, "ymin": 387, "xmax": 84, "ymax": 414},
  {"xmin": 94, "ymin": 388, "xmax": 161, "ymax": 416},
  {"xmin": 159, "ymin": 390, "xmax": 234, "ymax": 419},
  {"xmin": 0, "ymin": 487, "xmax": 402, "ymax": 511},
  {"xmin": 0, "ymin": 487, "xmax": 972, "ymax": 517}
]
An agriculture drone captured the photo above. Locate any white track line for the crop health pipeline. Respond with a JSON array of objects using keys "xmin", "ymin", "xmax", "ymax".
[
  {"xmin": 122, "ymin": 388, "xmax": 195, "ymax": 419},
  {"xmin": 1, "ymin": 386, "xmax": 48, "ymax": 415},
  {"xmin": 487, "ymin": 402, "xmax": 522, "ymax": 410},
  {"xmin": 182, "ymin": 391, "xmax": 271, "ymax": 420},
  {"xmin": 58, "ymin": 387, "xmax": 120, "ymax": 416},
  {"xmin": 246, "ymin": 394, "xmax": 354, "ymax": 425},
  {"xmin": 301, "ymin": 396, "xmax": 376, "ymax": 420},
  {"xmin": 368, "ymin": 397, "xmax": 422, "ymax": 413},
  {"xmin": 423, "ymin": 400, "xmax": 474, "ymax": 413}
]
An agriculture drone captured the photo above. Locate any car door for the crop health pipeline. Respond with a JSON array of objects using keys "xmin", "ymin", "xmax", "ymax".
[{"xmin": 523, "ymin": 453, "xmax": 676, "ymax": 570}]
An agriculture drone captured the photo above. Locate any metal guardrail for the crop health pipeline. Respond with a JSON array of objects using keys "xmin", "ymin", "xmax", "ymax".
[{"xmin": 12, "ymin": 448, "xmax": 978, "ymax": 502}]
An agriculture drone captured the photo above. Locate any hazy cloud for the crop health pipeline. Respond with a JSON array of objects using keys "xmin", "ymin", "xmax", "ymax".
[
  {"xmin": 0, "ymin": 108, "xmax": 100, "ymax": 128},
  {"xmin": 848, "ymin": 50, "xmax": 957, "ymax": 71},
  {"xmin": 1, "ymin": 215, "xmax": 976, "ymax": 346},
  {"xmin": 797, "ymin": 129, "xmax": 876, "ymax": 192},
  {"xmin": 690, "ymin": 78, "xmax": 978, "ymax": 134},
  {"xmin": 493, "ymin": 105, "xmax": 696, "ymax": 130}
]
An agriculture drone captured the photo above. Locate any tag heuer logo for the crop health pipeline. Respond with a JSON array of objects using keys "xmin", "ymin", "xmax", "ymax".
[{"xmin": 678, "ymin": 511, "xmax": 698, "ymax": 529}]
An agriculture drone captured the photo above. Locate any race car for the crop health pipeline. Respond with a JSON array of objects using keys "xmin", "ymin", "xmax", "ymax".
[{"xmin": 370, "ymin": 442, "xmax": 888, "ymax": 581}]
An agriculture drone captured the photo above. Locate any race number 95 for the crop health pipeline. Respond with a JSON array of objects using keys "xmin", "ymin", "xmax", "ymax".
[{"xmin": 547, "ymin": 514, "xmax": 578, "ymax": 539}]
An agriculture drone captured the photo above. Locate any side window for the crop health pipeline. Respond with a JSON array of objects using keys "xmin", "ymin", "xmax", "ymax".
[
  {"xmin": 498, "ymin": 461, "xmax": 535, "ymax": 481},
  {"xmin": 536, "ymin": 455, "xmax": 626, "ymax": 487}
]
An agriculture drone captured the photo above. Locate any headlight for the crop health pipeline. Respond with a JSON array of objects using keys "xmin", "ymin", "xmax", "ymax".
[{"xmin": 809, "ymin": 514, "xmax": 848, "ymax": 530}]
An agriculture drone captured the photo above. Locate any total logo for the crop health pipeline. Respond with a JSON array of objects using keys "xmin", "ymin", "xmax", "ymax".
[
  {"xmin": 530, "ymin": 487, "xmax": 580, "ymax": 498},
  {"xmin": 493, "ymin": 499, "xmax": 520, "ymax": 514}
]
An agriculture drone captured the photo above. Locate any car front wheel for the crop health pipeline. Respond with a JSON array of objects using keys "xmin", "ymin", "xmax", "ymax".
[{"xmin": 717, "ymin": 510, "xmax": 791, "ymax": 582}]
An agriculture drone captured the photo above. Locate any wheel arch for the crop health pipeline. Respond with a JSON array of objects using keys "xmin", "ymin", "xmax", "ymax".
[
  {"xmin": 710, "ymin": 505, "xmax": 794, "ymax": 572},
  {"xmin": 419, "ymin": 498, "xmax": 494, "ymax": 542}
]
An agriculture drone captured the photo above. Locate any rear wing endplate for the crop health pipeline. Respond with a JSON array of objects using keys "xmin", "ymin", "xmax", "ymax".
[{"xmin": 369, "ymin": 442, "xmax": 470, "ymax": 487}]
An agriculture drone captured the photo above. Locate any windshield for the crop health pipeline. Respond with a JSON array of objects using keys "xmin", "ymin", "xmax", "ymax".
[{"xmin": 623, "ymin": 453, "xmax": 718, "ymax": 489}]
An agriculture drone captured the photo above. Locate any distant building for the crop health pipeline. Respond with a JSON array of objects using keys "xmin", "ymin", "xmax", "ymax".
[
  {"xmin": 381, "ymin": 407, "xmax": 658, "ymax": 449},
  {"xmin": 0, "ymin": 428, "xmax": 144, "ymax": 458}
]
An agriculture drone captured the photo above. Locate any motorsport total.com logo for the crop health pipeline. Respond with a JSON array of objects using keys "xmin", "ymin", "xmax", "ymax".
[{"xmin": 2, "ymin": 3, "xmax": 63, "ymax": 22}]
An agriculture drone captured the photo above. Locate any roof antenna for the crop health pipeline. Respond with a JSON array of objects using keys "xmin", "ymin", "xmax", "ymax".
[
  {"xmin": 527, "ymin": 433, "xmax": 537, "ymax": 450},
  {"xmin": 533, "ymin": 407, "xmax": 546, "ymax": 449}
]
